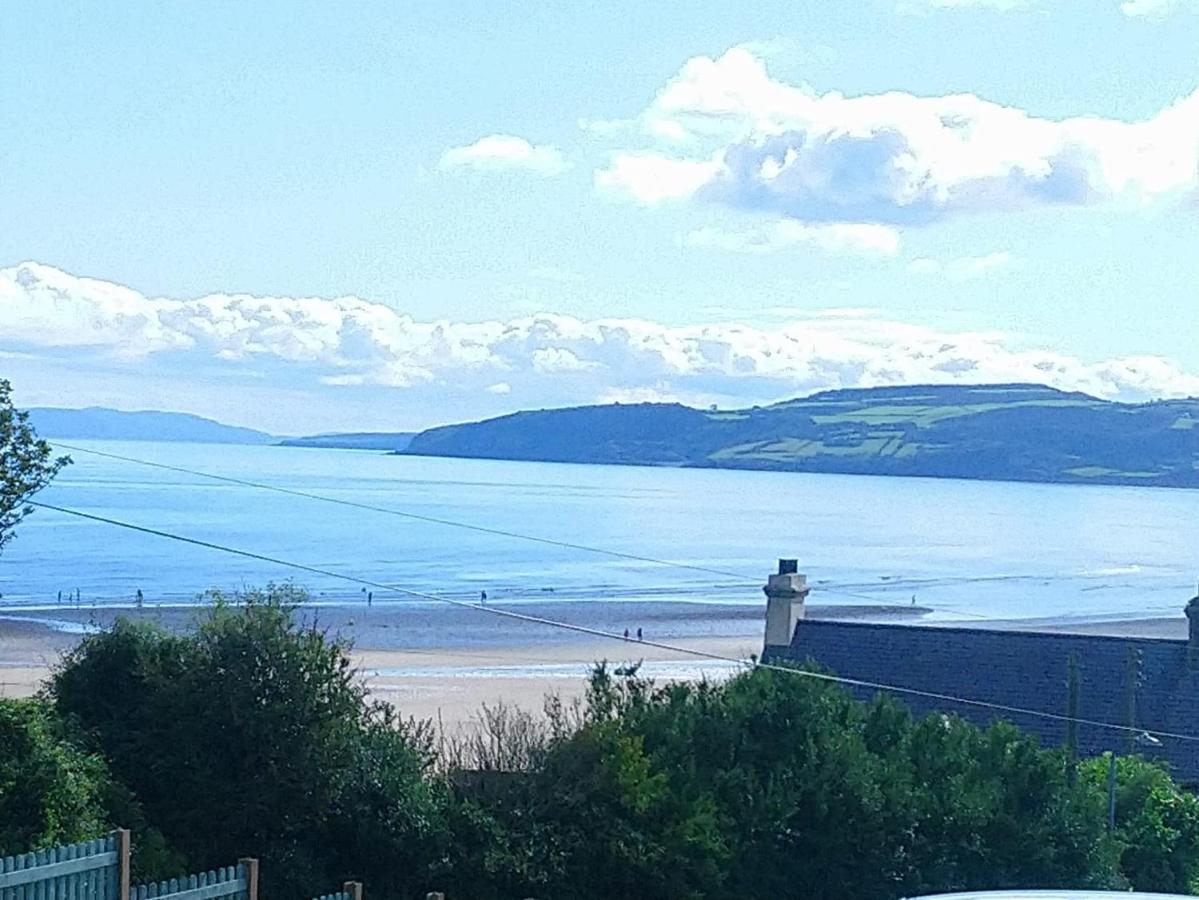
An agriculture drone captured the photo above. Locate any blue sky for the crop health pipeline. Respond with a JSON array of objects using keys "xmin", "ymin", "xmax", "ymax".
[{"xmin": 1, "ymin": 0, "xmax": 1196, "ymax": 433}]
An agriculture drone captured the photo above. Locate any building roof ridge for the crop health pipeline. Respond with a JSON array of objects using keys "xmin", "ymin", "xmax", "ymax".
[{"xmin": 798, "ymin": 617, "xmax": 1188, "ymax": 647}]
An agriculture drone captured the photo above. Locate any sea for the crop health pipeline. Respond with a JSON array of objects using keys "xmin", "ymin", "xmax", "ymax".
[{"xmin": 0, "ymin": 440, "xmax": 1196, "ymax": 636}]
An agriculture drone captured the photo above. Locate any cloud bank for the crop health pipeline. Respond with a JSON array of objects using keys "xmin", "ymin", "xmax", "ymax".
[
  {"xmin": 3, "ymin": 263, "xmax": 1196, "ymax": 432},
  {"xmin": 440, "ymin": 134, "xmax": 570, "ymax": 176},
  {"xmin": 595, "ymin": 48, "xmax": 1199, "ymax": 226}
]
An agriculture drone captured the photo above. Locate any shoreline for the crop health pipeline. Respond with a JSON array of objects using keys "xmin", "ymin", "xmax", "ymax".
[
  {"xmin": 0, "ymin": 599, "xmax": 909, "ymax": 726},
  {"xmin": 2, "ymin": 600, "xmax": 1189, "ymax": 727},
  {"xmin": 0, "ymin": 608, "xmax": 763, "ymax": 728},
  {"xmin": 394, "ymin": 448, "xmax": 1199, "ymax": 493}
]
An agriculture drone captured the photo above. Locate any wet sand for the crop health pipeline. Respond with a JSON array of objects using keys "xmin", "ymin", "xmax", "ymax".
[
  {"xmin": 0, "ymin": 600, "xmax": 916, "ymax": 727},
  {"xmin": 0, "ymin": 618, "xmax": 76, "ymax": 698},
  {"xmin": 0, "ymin": 613, "xmax": 757, "ymax": 728},
  {"xmin": 9, "ymin": 600, "xmax": 1180, "ymax": 729}
]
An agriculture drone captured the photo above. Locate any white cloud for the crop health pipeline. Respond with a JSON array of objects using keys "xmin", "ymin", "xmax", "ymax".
[
  {"xmin": 4, "ymin": 263, "xmax": 1198, "ymax": 425},
  {"xmin": 531, "ymin": 347, "xmax": 596, "ymax": 373},
  {"xmin": 683, "ymin": 221, "xmax": 900, "ymax": 255},
  {"xmin": 594, "ymin": 153, "xmax": 721, "ymax": 204},
  {"xmin": 1121, "ymin": 0, "xmax": 1199, "ymax": 17},
  {"xmin": 439, "ymin": 134, "xmax": 570, "ymax": 176},
  {"xmin": 908, "ymin": 251, "xmax": 1016, "ymax": 279},
  {"xmin": 595, "ymin": 47, "xmax": 1199, "ymax": 224}
]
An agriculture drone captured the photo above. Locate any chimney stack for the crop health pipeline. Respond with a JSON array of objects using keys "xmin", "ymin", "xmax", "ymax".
[{"xmin": 764, "ymin": 559, "xmax": 810, "ymax": 648}]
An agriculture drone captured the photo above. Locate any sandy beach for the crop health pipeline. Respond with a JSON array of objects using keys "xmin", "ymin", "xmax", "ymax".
[
  {"xmin": 353, "ymin": 635, "xmax": 759, "ymax": 728},
  {"xmin": 0, "ymin": 599, "xmax": 921, "ymax": 727},
  {"xmin": 3, "ymin": 601, "xmax": 1187, "ymax": 729},
  {"xmin": 0, "ymin": 602, "xmax": 766, "ymax": 728},
  {"xmin": 0, "ymin": 618, "xmax": 77, "ymax": 698}
]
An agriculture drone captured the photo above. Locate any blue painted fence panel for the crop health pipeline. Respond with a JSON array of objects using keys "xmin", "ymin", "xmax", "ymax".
[
  {"xmin": 2, "ymin": 838, "xmax": 342, "ymax": 900},
  {"xmin": 131, "ymin": 864, "xmax": 246, "ymax": 900},
  {"xmin": 0, "ymin": 837, "xmax": 119, "ymax": 900}
]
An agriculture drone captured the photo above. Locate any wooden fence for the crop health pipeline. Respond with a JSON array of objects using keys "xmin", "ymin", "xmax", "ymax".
[
  {"xmin": 0, "ymin": 834, "xmax": 123, "ymax": 900},
  {"xmin": 130, "ymin": 859, "xmax": 256, "ymax": 900},
  {"xmin": 2, "ymin": 834, "xmax": 361, "ymax": 900},
  {"xmin": 311, "ymin": 882, "xmax": 362, "ymax": 900}
]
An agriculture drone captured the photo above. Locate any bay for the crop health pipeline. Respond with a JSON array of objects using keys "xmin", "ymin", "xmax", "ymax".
[{"xmin": 0, "ymin": 440, "xmax": 1195, "ymax": 627}]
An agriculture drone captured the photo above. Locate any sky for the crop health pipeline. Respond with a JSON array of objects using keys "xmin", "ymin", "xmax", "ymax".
[{"xmin": 1, "ymin": 0, "xmax": 1197, "ymax": 434}]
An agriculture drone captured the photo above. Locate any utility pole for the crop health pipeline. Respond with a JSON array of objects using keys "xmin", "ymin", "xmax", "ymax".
[
  {"xmin": 1107, "ymin": 753, "xmax": 1119, "ymax": 831},
  {"xmin": 1065, "ymin": 652, "xmax": 1079, "ymax": 786},
  {"xmin": 1124, "ymin": 646, "xmax": 1141, "ymax": 756}
]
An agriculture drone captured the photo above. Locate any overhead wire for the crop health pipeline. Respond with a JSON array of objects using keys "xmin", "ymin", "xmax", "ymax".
[
  {"xmin": 48, "ymin": 442, "xmax": 758, "ymax": 582},
  {"xmin": 49, "ymin": 443, "xmax": 1174, "ymax": 610},
  {"xmin": 27, "ymin": 499, "xmax": 1199, "ymax": 744},
  {"xmin": 47, "ymin": 441, "xmax": 923, "ymax": 608}
]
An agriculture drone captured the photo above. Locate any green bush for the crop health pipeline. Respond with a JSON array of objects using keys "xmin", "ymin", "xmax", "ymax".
[
  {"xmin": 0, "ymin": 697, "xmax": 109, "ymax": 854},
  {"xmin": 32, "ymin": 587, "xmax": 1199, "ymax": 900},
  {"xmin": 450, "ymin": 665, "xmax": 1166, "ymax": 900},
  {"xmin": 52, "ymin": 585, "xmax": 448, "ymax": 899},
  {"xmin": 1081, "ymin": 754, "xmax": 1199, "ymax": 894}
]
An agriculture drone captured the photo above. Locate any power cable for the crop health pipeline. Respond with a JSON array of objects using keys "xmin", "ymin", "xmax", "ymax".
[
  {"xmin": 49, "ymin": 442, "xmax": 758, "ymax": 582},
  {"xmin": 27, "ymin": 499, "xmax": 1199, "ymax": 744},
  {"xmin": 48, "ymin": 442, "xmax": 926, "ymax": 609}
]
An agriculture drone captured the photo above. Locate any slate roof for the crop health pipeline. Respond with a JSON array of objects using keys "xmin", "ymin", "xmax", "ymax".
[{"xmin": 763, "ymin": 619, "xmax": 1199, "ymax": 783}]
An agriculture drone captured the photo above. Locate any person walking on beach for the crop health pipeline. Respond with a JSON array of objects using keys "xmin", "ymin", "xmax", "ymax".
[
  {"xmin": 623, "ymin": 628, "xmax": 629, "ymax": 640},
  {"xmin": 136, "ymin": 589, "xmax": 144, "ymax": 608},
  {"xmin": 367, "ymin": 591, "xmax": 373, "ymax": 606},
  {"xmin": 636, "ymin": 627, "xmax": 643, "ymax": 641}
]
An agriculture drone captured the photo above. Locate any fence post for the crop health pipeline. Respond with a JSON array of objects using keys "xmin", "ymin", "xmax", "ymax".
[
  {"xmin": 343, "ymin": 881, "xmax": 363, "ymax": 900},
  {"xmin": 117, "ymin": 828, "xmax": 132, "ymax": 900},
  {"xmin": 238, "ymin": 858, "xmax": 259, "ymax": 900}
]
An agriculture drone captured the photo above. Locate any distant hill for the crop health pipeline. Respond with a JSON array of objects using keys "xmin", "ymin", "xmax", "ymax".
[
  {"xmin": 402, "ymin": 383, "xmax": 1199, "ymax": 488},
  {"xmin": 279, "ymin": 432, "xmax": 415, "ymax": 451},
  {"xmin": 27, "ymin": 407, "xmax": 275, "ymax": 444}
]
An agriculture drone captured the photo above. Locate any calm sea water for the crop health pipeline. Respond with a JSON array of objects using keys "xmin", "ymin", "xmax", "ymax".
[{"xmin": 0, "ymin": 440, "xmax": 1195, "ymax": 624}]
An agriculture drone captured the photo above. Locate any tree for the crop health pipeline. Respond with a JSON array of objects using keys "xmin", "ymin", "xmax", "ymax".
[
  {"xmin": 39, "ymin": 587, "xmax": 1199, "ymax": 900},
  {"xmin": 454, "ymin": 665, "xmax": 1125, "ymax": 900},
  {"xmin": 1082, "ymin": 754, "xmax": 1199, "ymax": 894},
  {"xmin": 0, "ymin": 698, "xmax": 110, "ymax": 855},
  {"xmin": 1, "ymin": 379, "xmax": 69, "ymax": 553},
  {"xmin": 52, "ymin": 585, "xmax": 447, "ymax": 899}
]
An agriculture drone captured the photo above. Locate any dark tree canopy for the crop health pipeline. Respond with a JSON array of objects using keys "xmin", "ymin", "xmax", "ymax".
[
  {"xmin": 52, "ymin": 585, "xmax": 448, "ymax": 899},
  {"xmin": 27, "ymin": 587, "xmax": 1199, "ymax": 899},
  {"xmin": 0, "ymin": 379, "xmax": 69, "ymax": 553}
]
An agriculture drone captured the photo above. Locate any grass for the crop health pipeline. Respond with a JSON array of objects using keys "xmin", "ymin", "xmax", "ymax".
[
  {"xmin": 808, "ymin": 399, "xmax": 1100, "ymax": 429},
  {"xmin": 711, "ymin": 434, "xmax": 921, "ymax": 462}
]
